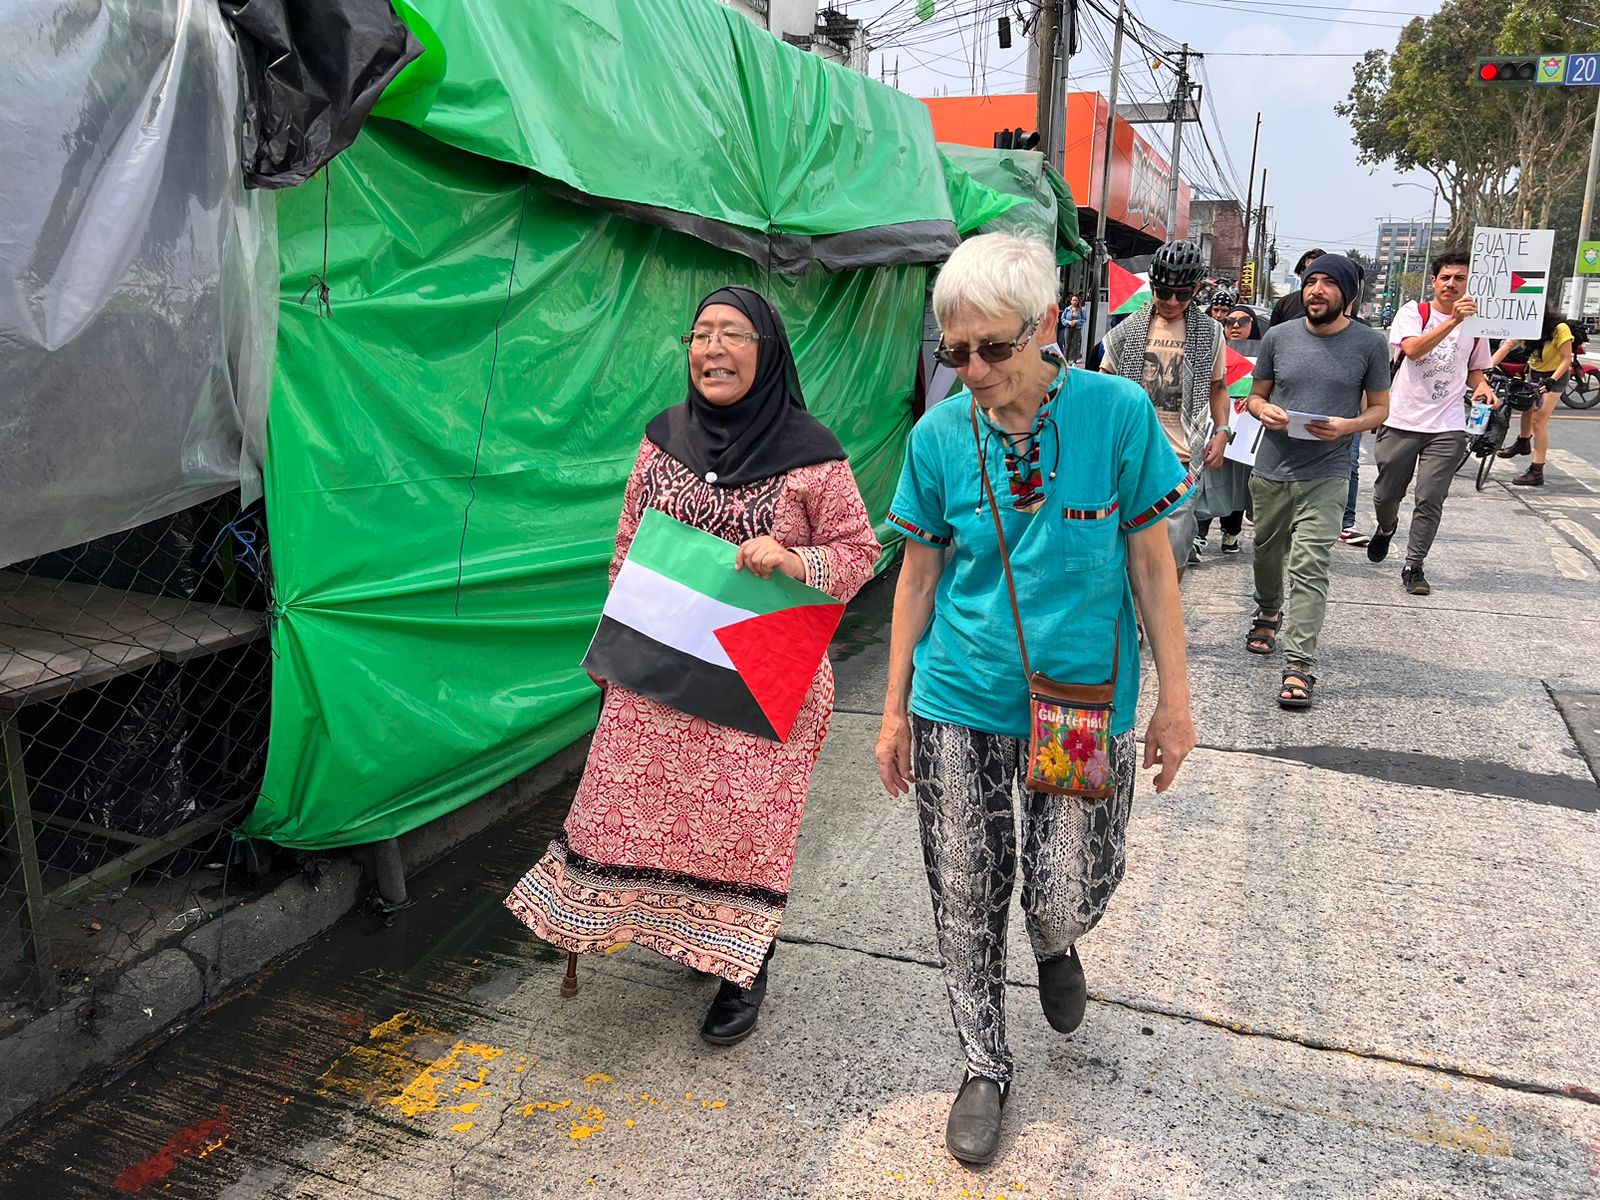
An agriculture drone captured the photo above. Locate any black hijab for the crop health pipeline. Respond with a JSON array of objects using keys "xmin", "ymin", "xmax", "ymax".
[{"xmin": 645, "ymin": 286, "xmax": 846, "ymax": 488}]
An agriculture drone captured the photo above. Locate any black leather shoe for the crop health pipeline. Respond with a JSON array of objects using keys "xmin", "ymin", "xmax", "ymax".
[
  {"xmin": 945, "ymin": 1075, "xmax": 1007, "ymax": 1165},
  {"xmin": 700, "ymin": 957, "xmax": 770, "ymax": 1046},
  {"xmin": 1038, "ymin": 945, "xmax": 1088, "ymax": 1034}
]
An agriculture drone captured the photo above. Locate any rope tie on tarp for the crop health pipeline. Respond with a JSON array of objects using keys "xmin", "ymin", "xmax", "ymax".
[
  {"xmin": 453, "ymin": 177, "xmax": 533, "ymax": 617},
  {"xmin": 299, "ymin": 169, "xmax": 334, "ymax": 317}
]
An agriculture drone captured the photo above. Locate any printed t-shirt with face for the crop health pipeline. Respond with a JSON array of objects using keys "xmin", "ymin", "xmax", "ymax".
[
  {"xmin": 1136, "ymin": 313, "xmax": 1226, "ymax": 462},
  {"xmin": 885, "ymin": 357, "xmax": 1193, "ymax": 740},
  {"xmin": 1386, "ymin": 301, "xmax": 1493, "ymax": 434},
  {"xmin": 1251, "ymin": 318, "xmax": 1391, "ymax": 482}
]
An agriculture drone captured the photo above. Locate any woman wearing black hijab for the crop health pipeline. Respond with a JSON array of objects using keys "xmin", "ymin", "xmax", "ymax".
[{"xmin": 508, "ymin": 286, "xmax": 881, "ymax": 1046}]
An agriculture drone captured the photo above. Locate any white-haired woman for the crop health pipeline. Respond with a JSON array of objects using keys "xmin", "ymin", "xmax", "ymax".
[{"xmin": 875, "ymin": 233, "xmax": 1196, "ymax": 1165}]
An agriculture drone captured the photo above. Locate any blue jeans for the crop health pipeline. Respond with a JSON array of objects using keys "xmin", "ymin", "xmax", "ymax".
[{"xmin": 1342, "ymin": 434, "xmax": 1361, "ymax": 530}]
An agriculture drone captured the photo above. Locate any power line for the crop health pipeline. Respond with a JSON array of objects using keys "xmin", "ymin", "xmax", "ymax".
[{"xmin": 1163, "ymin": 0, "xmax": 1414, "ymax": 29}]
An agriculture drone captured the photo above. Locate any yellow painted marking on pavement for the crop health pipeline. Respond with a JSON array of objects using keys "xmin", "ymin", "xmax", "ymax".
[
  {"xmin": 1421, "ymin": 1111, "xmax": 1511, "ymax": 1157},
  {"xmin": 367, "ymin": 1011, "xmax": 414, "ymax": 1039},
  {"xmin": 447, "ymin": 1102, "xmax": 479, "ymax": 1114},
  {"xmin": 314, "ymin": 1011, "xmax": 452, "ymax": 1106},
  {"xmin": 521, "ymin": 1099, "xmax": 574, "ymax": 1115},
  {"xmin": 624, "ymin": 1119, "xmax": 636, "ymax": 1128},
  {"xmin": 584, "ymin": 1073, "xmax": 614, "ymax": 1085},
  {"xmin": 604, "ymin": 942, "xmax": 629, "ymax": 955},
  {"xmin": 451, "ymin": 1121, "xmax": 474, "ymax": 1132},
  {"xmin": 570, "ymin": 1104, "xmax": 607, "ymax": 1140},
  {"xmin": 389, "ymin": 1041, "xmax": 506, "ymax": 1117}
]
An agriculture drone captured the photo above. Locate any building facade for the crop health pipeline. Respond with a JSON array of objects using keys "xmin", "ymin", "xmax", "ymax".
[
  {"xmin": 718, "ymin": 0, "xmax": 868, "ymax": 71},
  {"xmin": 1190, "ymin": 200, "xmax": 1246, "ymax": 281},
  {"xmin": 1372, "ymin": 219, "xmax": 1449, "ymax": 294}
]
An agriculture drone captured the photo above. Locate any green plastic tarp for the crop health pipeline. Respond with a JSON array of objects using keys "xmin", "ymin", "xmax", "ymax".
[
  {"xmin": 379, "ymin": 0, "xmax": 960, "ymax": 271},
  {"xmin": 242, "ymin": 122, "xmax": 923, "ymax": 849},
  {"xmin": 939, "ymin": 150, "xmax": 1031, "ymax": 236},
  {"xmin": 937, "ymin": 144, "xmax": 1092, "ymax": 265}
]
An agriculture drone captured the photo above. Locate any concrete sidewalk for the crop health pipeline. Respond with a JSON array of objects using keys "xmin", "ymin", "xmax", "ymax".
[{"xmin": 2, "ymin": 463, "xmax": 1598, "ymax": 1198}]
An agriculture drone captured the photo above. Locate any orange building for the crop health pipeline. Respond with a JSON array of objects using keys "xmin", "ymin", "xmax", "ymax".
[{"xmin": 923, "ymin": 92, "xmax": 1191, "ymax": 255}]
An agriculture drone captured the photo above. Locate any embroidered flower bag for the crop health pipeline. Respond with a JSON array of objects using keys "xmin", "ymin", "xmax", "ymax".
[{"xmin": 971, "ymin": 401, "xmax": 1119, "ymax": 798}]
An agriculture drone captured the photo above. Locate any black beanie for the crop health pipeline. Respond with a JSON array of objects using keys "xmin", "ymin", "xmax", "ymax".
[{"xmin": 1301, "ymin": 254, "xmax": 1361, "ymax": 312}]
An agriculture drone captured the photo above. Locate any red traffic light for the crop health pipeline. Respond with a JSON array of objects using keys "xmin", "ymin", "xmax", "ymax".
[{"xmin": 1472, "ymin": 56, "xmax": 1538, "ymax": 84}]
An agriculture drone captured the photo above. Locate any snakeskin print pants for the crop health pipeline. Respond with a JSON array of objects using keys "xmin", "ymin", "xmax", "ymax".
[{"xmin": 912, "ymin": 717, "xmax": 1138, "ymax": 1086}]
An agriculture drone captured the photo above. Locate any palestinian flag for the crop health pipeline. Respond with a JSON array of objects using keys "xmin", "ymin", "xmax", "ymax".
[
  {"xmin": 1225, "ymin": 339, "xmax": 1260, "ymax": 399},
  {"xmin": 1109, "ymin": 256, "xmax": 1153, "ymax": 315},
  {"xmin": 582, "ymin": 508, "xmax": 844, "ymax": 742},
  {"xmin": 1511, "ymin": 270, "xmax": 1544, "ymax": 295}
]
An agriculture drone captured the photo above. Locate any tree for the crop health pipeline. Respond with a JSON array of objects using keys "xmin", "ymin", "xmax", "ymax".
[{"xmin": 1336, "ymin": 0, "xmax": 1600, "ymax": 248}]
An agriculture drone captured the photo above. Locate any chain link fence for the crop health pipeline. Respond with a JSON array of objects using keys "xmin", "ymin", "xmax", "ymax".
[{"xmin": 1, "ymin": 495, "xmax": 277, "ymax": 1013}]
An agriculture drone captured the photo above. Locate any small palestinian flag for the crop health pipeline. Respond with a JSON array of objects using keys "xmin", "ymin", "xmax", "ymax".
[
  {"xmin": 1225, "ymin": 340, "xmax": 1260, "ymax": 399},
  {"xmin": 582, "ymin": 508, "xmax": 844, "ymax": 742},
  {"xmin": 1511, "ymin": 270, "xmax": 1544, "ymax": 295},
  {"xmin": 1109, "ymin": 257, "xmax": 1153, "ymax": 315}
]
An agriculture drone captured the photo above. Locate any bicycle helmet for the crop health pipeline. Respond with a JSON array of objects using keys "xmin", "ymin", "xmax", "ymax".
[{"xmin": 1150, "ymin": 240, "xmax": 1205, "ymax": 289}]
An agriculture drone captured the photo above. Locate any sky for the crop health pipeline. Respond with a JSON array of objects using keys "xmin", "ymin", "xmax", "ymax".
[{"xmin": 836, "ymin": 0, "xmax": 1449, "ymax": 269}]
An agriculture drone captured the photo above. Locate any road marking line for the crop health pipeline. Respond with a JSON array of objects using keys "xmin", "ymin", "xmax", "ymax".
[
  {"xmin": 1552, "ymin": 516, "xmax": 1600, "ymax": 563},
  {"xmin": 1547, "ymin": 449, "xmax": 1600, "ymax": 494}
]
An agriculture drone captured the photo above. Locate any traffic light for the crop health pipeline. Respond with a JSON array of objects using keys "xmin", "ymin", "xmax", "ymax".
[
  {"xmin": 1473, "ymin": 56, "xmax": 1538, "ymax": 84},
  {"xmin": 993, "ymin": 128, "xmax": 1041, "ymax": 151}
]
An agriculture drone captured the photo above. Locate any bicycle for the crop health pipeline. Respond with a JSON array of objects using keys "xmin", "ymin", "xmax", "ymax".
[{"xmin": 1456, "ymin": 369, "xmax": 1542, "ymax": 491}]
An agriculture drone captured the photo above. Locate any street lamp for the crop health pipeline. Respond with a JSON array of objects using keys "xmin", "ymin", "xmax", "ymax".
[{"xmin": 1393, "ymin": 181, "xmax": 1441, "ymax": 301}]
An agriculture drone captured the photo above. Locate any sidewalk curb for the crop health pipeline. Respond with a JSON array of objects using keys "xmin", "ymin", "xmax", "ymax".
[{"xmin": 0, "ymin": 738, "xmax": 588, "ymax": 1132}]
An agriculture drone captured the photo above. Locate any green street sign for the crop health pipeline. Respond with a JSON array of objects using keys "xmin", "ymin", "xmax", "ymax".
[
  {"xmin": 1580, "ymin": 241, "xmax": 1600, "ymax": 276},
  {"xmin": 1537, "ymin": 55, "xmax": 1566, "ymax": 85}
]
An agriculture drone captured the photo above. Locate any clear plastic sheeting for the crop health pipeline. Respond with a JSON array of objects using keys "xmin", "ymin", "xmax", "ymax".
[{"xmin": 0, "ymin": 0, "xmax": 278, "ymax": 569}]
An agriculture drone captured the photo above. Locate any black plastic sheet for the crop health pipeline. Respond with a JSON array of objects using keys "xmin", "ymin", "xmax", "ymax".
[{"xmin": 221, "ymin": 0, "xmax": 422, "ymax": 189}]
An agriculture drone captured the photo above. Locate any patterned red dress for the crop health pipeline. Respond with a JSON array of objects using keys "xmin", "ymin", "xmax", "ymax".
[{"xmin": 506, "ymin": 440, "xmax": 880, "ymax": 986}]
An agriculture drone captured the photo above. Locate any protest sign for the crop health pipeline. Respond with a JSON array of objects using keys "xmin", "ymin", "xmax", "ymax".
[{"xmin": 1463, "ymin": 227, "xmax": 1555, "ymax": 340}]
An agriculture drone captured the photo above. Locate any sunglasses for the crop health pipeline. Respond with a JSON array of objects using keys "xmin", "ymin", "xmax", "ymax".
[
  {"xmin": 1153, "ymin": 286, "xmax": 1195, "ymax": 302},
  {"xmin": 1222, "ymin": 315, "xmax": 1253, "ymax": 327},
  {"xmin": 934, "ymin": 318, "xmax": 1038, "ymax": 368}
]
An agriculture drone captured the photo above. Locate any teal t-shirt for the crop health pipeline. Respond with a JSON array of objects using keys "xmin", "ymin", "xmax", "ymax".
[{"xmin": 887, "ymin": 356, "xmax": 1193, "ymax": 738}]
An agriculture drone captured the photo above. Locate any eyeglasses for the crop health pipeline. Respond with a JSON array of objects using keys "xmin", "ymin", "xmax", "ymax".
[
  {"xmin": 681, "ymin": 329, "xmax": 762, "ymax": 350},
  {"xmin": 1222, "ymin": 316, "xmax": 1253, "ymax": 328},
  {"xmin": 1153, "ymin": 286, "xmax": 1195, "ymax": 302},
  {"xmin": 934, "ymin": 318, "xmax": 1039, "ymax": 368}
]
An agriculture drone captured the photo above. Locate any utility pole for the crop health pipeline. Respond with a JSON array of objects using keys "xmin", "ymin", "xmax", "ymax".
[
  {"xmin": 1036, "ymin": 1, "xmax": 1059, "ymax": 161},
  {"xmin": 1082, "ymin": 0, "xmax": 1127, "ymax": 356},
  {"xmin": 1239, "ymin": 113, "xmax": 1261, "ymax": 284},
  {"xmin": 1574, "ymin": 90, "xmax": 1600, "ymax": 321},
  {"xmin": 1254, "ymin": 168, "xmax": 1268, "ymax": 300},
  {"xmin": 1165, "ymin": 45, "xmax": 1193, "ymax": 238},
  {"xmin": 1397, "ymin": 220, "xmax": 1414, "ymax": 307},
  {"xmin": 1419, "ymin": 184, "xmax": 1440, "ymax": 303},
  {"xmin": 1049, "ymin": 0, "xmax": 1073, "ymax": 171}
]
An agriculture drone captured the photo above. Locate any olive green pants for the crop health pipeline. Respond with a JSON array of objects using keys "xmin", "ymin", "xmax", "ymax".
[{"xmin": 1249, "ymin": 474, "xmax": 1346, "ymax": 673}]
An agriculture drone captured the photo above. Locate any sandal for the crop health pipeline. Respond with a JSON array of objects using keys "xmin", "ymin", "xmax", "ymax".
[
  {"xmin": 1278, "ymin": 670, "xmax": 1316, "ymax": 709},
  {"xmin": 1246, "ymin": 609, "xmax": 1281, "ymax": 655}
]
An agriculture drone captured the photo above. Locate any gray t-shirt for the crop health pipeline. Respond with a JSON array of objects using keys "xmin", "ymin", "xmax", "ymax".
[{"xmin": 1252, "ymin": 319, "xmax": 1390, "ymax": 481}]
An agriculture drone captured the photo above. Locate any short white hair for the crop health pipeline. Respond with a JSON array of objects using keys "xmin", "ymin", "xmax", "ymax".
[{"xmin": 932, "ymin": 233, "xmax": 1058, "ymax": 329}]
